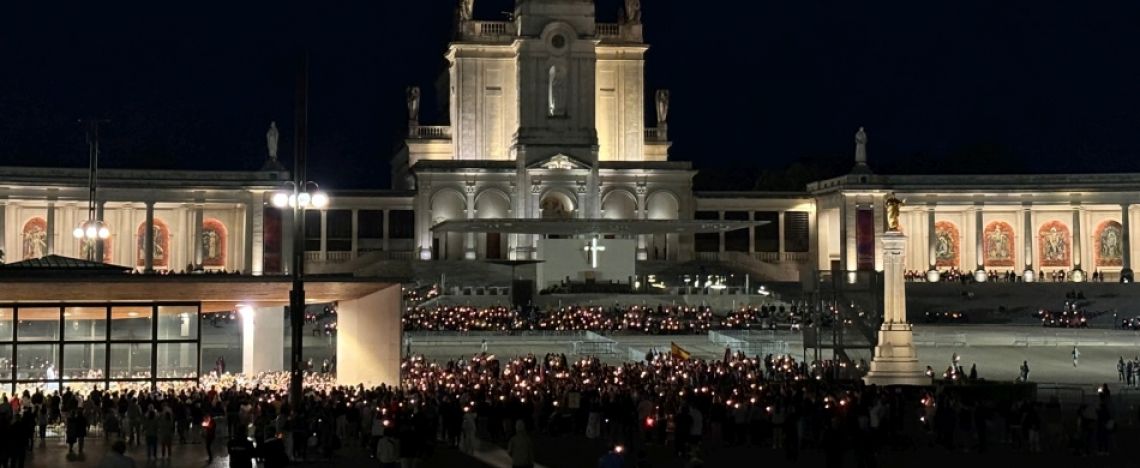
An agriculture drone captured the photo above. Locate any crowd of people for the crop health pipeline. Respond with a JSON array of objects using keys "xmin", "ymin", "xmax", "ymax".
[
  {"xmin": 0, "ymin": 346, "xmax": 1126, "ymax": 467},
  {"xmin": 401, "ymin": 304, "xmax": 804, "ymax": 334}
]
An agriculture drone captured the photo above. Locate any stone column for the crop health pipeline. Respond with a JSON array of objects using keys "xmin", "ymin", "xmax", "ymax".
[
  {"xmin": 241, "ymin": 306, "xmax": 285, "ymax": 374},
  {"xmin": 636, "ymin": 187, "xmax": 648, "ymax": 261},
  {"xmin": 319, "ymin": 210, "xmax": 328, "ymax": 261},
  {"xmin": 1023, "ymin": 206, "xmax": 1033, "ymax": 272},
  {"xmin": 337, "ymin": 285, "xmax": 402, "ymax": 387},
  {"xmin": 927, "ymin": 205, "xmax": 936, "ymax": 268},
  {"xmin": 94, "ymin": 201, "xmax": 105, "ymax": 261},
  {"xmin": 1122, "ymin": 204, "xmax": 1133, "ymax": 281},
  {"xmin": 777, "ymin": 211, "xmax": 786, "ymax": 260},
  {"xmin": 350, "ymin": 209, "xmax": 359, "ymax": 260},
  {"xmin": 974, "ymin": 205, "xmax": 984, "ymax": 269},
  {"xmin": 863, "ymin": 228, "xmax": 928, "ymax": 386},
  {"xmin": 1072, "ymin": 205, "xmax": 1082, "ymax": 272},
  {"xmin": 464, "ymin": 185, "xmax": 476, "ymax": 260},
  {"xmin": 192, "ymin": 206, "xmax": 204, "ymax": 267},
  {"xmin": 282, "ymin": 208, "xmax": 294, "ymax": 273},
  {"xmin": 839, "ymin": 200, "xmax": 848, "ymax": 271},
  {"xmin": 144, "ymin": 201, "xmax": 155, "ymax": 272},
  {"xmin": 45, "ymin": 201, "xmax": 56, "ymax": 256},
  {"xmin": 250, "ymin": 194, "xmax": 265, "ymax": 275}
]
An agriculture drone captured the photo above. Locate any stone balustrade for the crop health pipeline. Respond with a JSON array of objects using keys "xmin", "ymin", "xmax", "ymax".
[{"xmin": 410, "ymin": 125, "xmax": 452, "ymax": 139}]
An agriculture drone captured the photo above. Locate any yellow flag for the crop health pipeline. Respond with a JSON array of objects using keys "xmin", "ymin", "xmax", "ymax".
[{"xmin": 670, "ymin": 342, "xmax": 691, "ymax": 360}]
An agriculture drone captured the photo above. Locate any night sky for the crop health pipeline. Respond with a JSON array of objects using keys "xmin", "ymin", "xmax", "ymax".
[{"xmin": 2, "ymin": 0, "xmax": 1139, "ymax": 189}]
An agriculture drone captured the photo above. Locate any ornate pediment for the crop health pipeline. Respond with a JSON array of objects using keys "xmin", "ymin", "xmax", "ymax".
[{"xmin": 533, "ymin": 154, "xmax": 588, "ymax": 170}]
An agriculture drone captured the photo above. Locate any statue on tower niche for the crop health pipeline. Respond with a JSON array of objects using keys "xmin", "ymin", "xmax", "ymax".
[
  {"xmin": 458, "ymin": 0, "xmax": 474, "ymax": 21},
  {"xmin": 855, "ymin": 126, "xmax": 868, "ymax": 165},
  {"xmin": 548, "ymin": 64, "xmax": 566, "ymax": 117},
  {"xmin": 623, "ymin": 0, "xmax": 642, "ymax": 23},
  {"xmin": 406, "ymin": 86, "xmax": 421, "ymax": 129},
  {"xmin": 655, "ymin": 89, "xmax": 670, "ymax": 124},
  {"xmin": 266, "ymin": 121, "xmax": 279, "ymax": 161},
  {"xmin": 885, "ymin": 193, "xmax": 905, "ymax": 232}
]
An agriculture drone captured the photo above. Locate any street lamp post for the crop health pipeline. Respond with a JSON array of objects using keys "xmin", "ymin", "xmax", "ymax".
[
  {"xmin": 274, "ymin": 53, "xmax": 328, "ymax": 409},
  {"xmin": 73, "ymin": 120, "xmax": 111, "ymax": 258}
]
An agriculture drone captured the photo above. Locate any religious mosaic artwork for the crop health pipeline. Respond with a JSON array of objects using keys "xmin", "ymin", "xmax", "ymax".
[
  {"xmin": 21, "ymin": 217, "xmax": 48, "ymax": 260},
  {"xmin": 982, "ymin": 221, "xmax": 1016, "ymax": 267},
  {"xmin": 79, "ymin": 237, "xmax": 113, "ymax": 263},
  {"xmin": 1038, "ymin": 221, "xmax": 1071, "ymax": 268},
  {"xmin": 201, "ymin": 219, "xmax": 227, "ymax": 267},
  {"xmin": 1094, "ymin": 220, "xmax": 1124, "ymax": 267},
  {"xmin": 934, "ymin": 221, "xmax": 960, "ymax": 267},
  {"xmin": 136, "ymin": 219, "xmax": 170, "ymax": 268}
]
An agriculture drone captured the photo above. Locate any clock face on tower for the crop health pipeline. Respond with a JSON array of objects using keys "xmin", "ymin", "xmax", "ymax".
[{"xmin": 551, "ymin": 34, "xmax": 566, "ymax": 49}]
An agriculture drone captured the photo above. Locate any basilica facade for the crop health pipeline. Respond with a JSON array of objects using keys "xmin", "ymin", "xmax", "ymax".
[{"xmin": 0, "ymin": 0, "xmax": 1135, "ymax": 285}]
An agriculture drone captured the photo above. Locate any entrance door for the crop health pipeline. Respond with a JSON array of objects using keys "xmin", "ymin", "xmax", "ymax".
[
  {"xmin": 486, "ymin": 232, "xmax": 502, "ymax": 259},
  {"xmin": 432, "ymin": 237, "xmax": 441, "ymax": 260}
]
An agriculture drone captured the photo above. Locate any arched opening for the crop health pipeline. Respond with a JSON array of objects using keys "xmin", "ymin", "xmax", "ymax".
[
  {"xmin": 430, "ymin": 190, "xmax": 466, "ymax": 260},
  {"xmin": 475, "ymin": 191, "xmax": 510, "ymax": 259},
  {"xmin": 647, "ymin": 192, "xmax": 679, "ymax": 260},
  {"xmin": 540, "ymin": 191, "xmax": 575, "ymax": 220}
]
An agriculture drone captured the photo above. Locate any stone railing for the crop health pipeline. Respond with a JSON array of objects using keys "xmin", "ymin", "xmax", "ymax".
[
  {"xmin": 597, "ymin": 23, "xmax": 620, "ymax": 38},
  {"xmin": 410, "ymin": 125, "xmax": 452, "ymax": 139},
  {"xmin": 644, "ymin": 127, "xmax": 666, "ymax": 140},
  {"xmin": 752, "ymin": 252, "xmax": 811, "ymax": 263},
  {"xmin": 472, "ymin": 21, "xmax": 512, "ymax": 38}
]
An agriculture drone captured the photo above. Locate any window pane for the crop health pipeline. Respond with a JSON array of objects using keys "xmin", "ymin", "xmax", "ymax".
[
  {"xmin": 16, "ymin": 344, "xmax": 59, "ymax": 380},
  {"xmin": 389, "ymin": 210, "xmax": 414, "ymax": 239},
  {"xmin": 64, "ymin": 307, "xmax": 107, "ymax": 341},
  {"xmin": 158, "ymin": 306, "xmax": 198, "ymax": 340},
  {"xmin": 17, "ymin": 307, "xmax": 60, "ymax": 341},
  {"xmin": 110, "ymin": 343, "xmax": 152, "ymax": 379},
  {"xmin": 0, "ymin": 345, "xmax": 10, "ymax": 380},
  {"xmin": 0, "ymin": 308, "xmax": 12, "ymax": 341},
  {"xmin": 63, "ymin": 343, "xmax": 106, "ymax": 380},
  {"xmin": 156, "ymin": 343, "xmax": 198, "ymax": 378},
  {"xmin": 111, "ymin": 306, "xmax": 153, "ymax": 340}
]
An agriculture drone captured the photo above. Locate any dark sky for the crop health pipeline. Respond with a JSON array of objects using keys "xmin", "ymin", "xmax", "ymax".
[{"xmin": 2, "ymin": 0, "xmax": 1139, "ymax": 189}]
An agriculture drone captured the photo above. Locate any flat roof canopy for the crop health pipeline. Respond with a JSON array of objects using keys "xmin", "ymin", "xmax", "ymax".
[
  {"xmin": 0, "ymin": 276, "xmax": 401, "ymax": 313},
  {"xmin": 432, "ymin": 218, "xmax": 768, "ymax": 235}
]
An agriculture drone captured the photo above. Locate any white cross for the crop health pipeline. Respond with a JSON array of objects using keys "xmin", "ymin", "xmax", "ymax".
[{"xmin": 583, "ymin": 238, "xmax": 606, "ymax": 269}]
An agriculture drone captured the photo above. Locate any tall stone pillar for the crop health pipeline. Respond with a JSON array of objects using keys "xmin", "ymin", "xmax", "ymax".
[
  {"xmin": 241, "ymin": 306, "xmax": 285, "ymax": 374},
  {"xmin": 144, "ymin": 201, "xmax": 155, "ymax": 272},
  {"xmin": 863, "ymin": 228, "xmax": 928, "ymax": 386},
  {"xmin": 717, "ymin": 211, "xmax": 726, "ymax": 254},
  {"xmin": 1122, "ymin": 204, "xmax": 1133, "ymax": 281},
  {"xmin": 337, "ymin": 285, "xmax": 402, "ymax": 387}
]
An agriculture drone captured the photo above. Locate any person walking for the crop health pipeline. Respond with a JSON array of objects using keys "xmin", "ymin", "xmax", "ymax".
[
  {"xmin": 1117, "ymin": 357, "xmax": 1125, "ymax": 382},
  {"xmin": 158, "ymin": 411, "xmax": 175, "ymax": 459},
  {"xmin": 203, "ymin": 414, "xmax": 217, "ymax": 464},
  {"xmin": 1020, "ymin": 361, "xmax": 1030, "ymax": 382},
  {"xmin": 376, "ymin": 429, "xmax": 399, "ymax": 468},
  {"xmin": 142, "ymin": 410, "xmax": 158, "ymax": 460},
  {"xmin": 66, "ymin": 409, "xmax": 88, "ymax": 455},
  {"xmin": 1072, "ymin": 346, "xmax": 1080, "ymax": 367}
]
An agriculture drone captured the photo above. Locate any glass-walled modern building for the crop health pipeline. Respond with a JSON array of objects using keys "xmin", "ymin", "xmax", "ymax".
[{"xmin": 0, "ymin": 302, "xmax": 200, "ymax": 393}]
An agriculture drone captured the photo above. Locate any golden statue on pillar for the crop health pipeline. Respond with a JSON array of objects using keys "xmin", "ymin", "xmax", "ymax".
[{"xmin": 885, "ymin": 193, "xmax": 905, "ymax": 231}]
